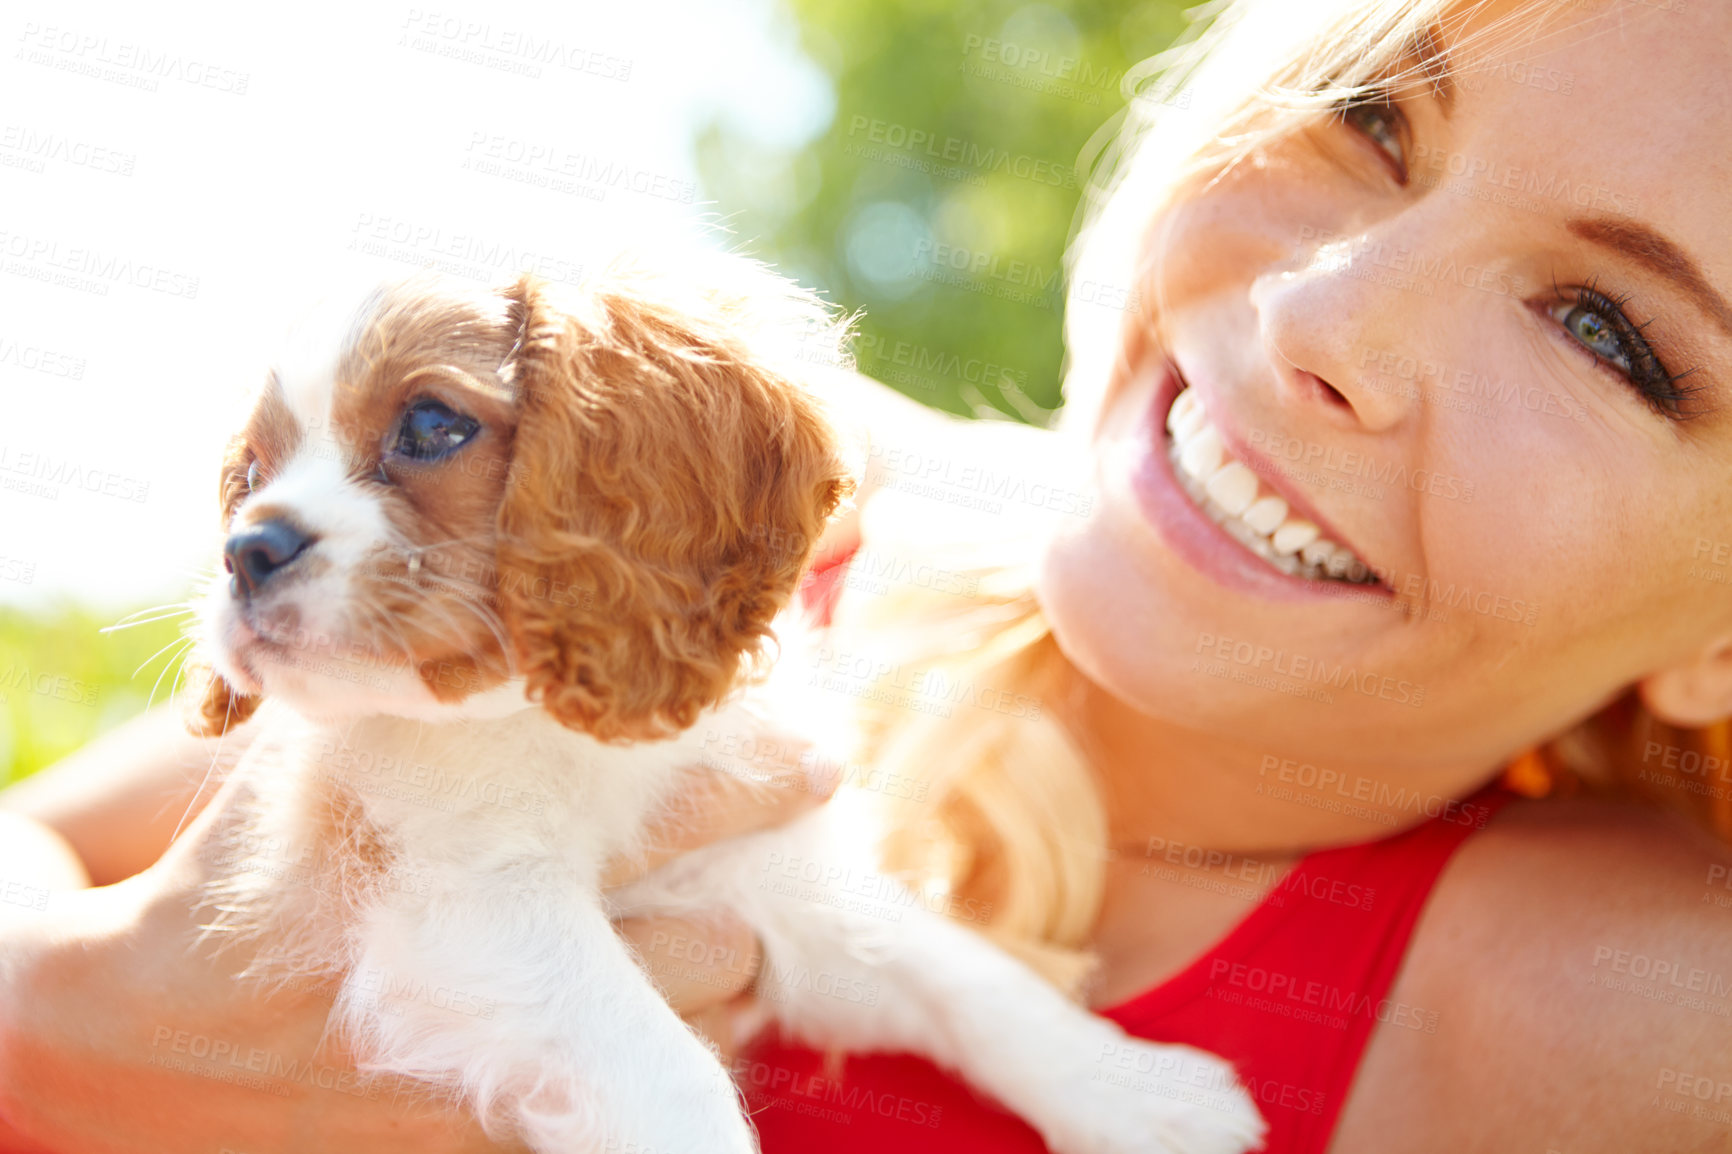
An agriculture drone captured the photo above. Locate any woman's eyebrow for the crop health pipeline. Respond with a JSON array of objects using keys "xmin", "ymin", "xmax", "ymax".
[{"xmin": 1568, "ymin": 216, "xmax": 1732, "ymax": 340}]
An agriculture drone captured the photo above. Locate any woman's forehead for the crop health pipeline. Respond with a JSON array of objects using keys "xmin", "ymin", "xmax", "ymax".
[
  {"xmin": 1414, "ymin": 3, "xmax": 1732, "ymax": 360},
  {"xmin": 1441, "ymin": 3, "xmax": 1730, "ymax": 251}
]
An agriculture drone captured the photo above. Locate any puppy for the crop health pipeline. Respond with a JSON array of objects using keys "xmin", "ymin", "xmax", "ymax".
[{"xmin": 187, "ymin": 257, "xmax": 1266, "ymax": 1154}]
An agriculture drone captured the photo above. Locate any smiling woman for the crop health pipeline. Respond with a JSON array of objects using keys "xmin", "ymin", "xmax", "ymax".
[
  {"xmin": 2, "ymin": 0, "xmax": 1730, "ymax": 1152},
  {"xmin": 740, "ymin": 0, "xmax": 1732, "ymax": 1150}
]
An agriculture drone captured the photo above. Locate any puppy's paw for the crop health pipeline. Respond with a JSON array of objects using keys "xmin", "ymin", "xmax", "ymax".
[
  {"xmin": 1043, "ymin": 1036, "xmax": 1266, "ymax": 1154},
  {"xmin": 514, "ymin": 1061, "xmax": 759, "ymax": 1154}
]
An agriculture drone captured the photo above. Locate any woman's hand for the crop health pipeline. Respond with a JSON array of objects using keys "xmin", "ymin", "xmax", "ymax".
[
  {"xmin": 0, "ymin": 733, "xmax": 832, "ymax": 1154},
  {"xmin": 611, "ymin": 739, "xmax": 837, "ymax": 1061}
]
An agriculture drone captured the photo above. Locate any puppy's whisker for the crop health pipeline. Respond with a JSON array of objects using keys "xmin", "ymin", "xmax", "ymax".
[
  {"xmin": 347, "ymin": 600, "xmax": 419, "ymax": 670},
  {"xmin": 133, "ymin": 633, "xmax": 197, "ymax": 680},
  {"xmin": 400, "ymin": 581, "xmax": 512, "ymax": 657},
  {"xmin": 146, "ymin": 638, "xmax": 198, "ymax": 712},
  {"xmin": 103, "ymin": 603, "xmax": 197, "ymax": 634}
]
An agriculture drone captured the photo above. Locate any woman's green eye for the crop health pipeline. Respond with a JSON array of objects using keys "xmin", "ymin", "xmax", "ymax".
[
  {"xmin": 1340, "ymin": 97, "xmax": 1408, "ymax": 183},
  {"xmin": 1553, "ymin": 303, "xmax": 1631, "ymax": 372},
  {"xmin": 1546, "ymin": 284, "xmax": 1697, "ymax": 419}
]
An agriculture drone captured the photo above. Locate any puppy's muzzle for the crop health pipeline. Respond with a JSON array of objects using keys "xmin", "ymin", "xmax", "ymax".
[{"xmin": 224, "ymin": 518, "xmax": 314, "ymax": 599}]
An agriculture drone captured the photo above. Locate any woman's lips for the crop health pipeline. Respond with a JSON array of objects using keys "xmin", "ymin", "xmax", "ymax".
[{"xmin": 1125, "ymin": 359, "xmax": 1394, "ymax": 603}]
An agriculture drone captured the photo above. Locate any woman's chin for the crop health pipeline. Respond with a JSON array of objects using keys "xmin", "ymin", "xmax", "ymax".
[{"xmin": 1033, "ymin": 456, "xmax": 1420, "ymax": 742}]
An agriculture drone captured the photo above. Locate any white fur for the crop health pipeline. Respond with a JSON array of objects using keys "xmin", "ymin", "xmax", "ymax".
[
  {"xmin": 213, "ymin": 650, "xmax": 1264, "ymax": 1154},
  {"xmin": 204, "ymin": 281, "xmax": 1267, "ymax": 1154}
]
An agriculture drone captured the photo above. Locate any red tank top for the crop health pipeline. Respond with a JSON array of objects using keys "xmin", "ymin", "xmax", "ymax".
[{"xmin": 759, "ymin": 545, "xmax": 1520, "ymax": 1153}]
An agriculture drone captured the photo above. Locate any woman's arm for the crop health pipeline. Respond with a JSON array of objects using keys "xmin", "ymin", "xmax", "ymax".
[
  {"xmin": 0, "ymin": 708, "xmax": 253, "ymax": 887},
  {"xmin": 0, "ymin": 705, "xmax": 258, "ymax": 887},
  {"xmin": 0, "ymin": 725, "xmax": 836, "ymax": 1153}
]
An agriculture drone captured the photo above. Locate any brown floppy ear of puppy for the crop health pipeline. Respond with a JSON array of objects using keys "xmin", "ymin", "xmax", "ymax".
[
  {"xmin": 496, "ymin": 269, "xmax": 856, "ymax": 744},
  {"xmin": 184, "ymin": 434, "xmax": 264, "ymax": 737}
]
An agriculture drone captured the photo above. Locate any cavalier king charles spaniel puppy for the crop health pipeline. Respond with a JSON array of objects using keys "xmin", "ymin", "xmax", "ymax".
[{"xmin": 185, "ymin": 255, "xmax": 1264, "ymax": 1154}]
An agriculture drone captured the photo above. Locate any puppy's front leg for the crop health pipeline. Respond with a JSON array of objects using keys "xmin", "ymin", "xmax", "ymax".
[
  {"xmin": 339, "ymin": 882, "xmax": 755, "ymax": 1154},
  {"xmin": 617, "ymin": 810, "xmax": 1266, "ymax": 1154}
]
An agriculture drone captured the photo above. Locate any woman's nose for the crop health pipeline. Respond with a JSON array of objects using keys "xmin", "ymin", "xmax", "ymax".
[{"xmin": 1247, "ymin": 253, "xmax": 1422, "ymax": 434}]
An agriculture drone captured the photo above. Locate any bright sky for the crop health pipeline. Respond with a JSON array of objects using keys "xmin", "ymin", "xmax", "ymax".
[{"xmin": 0, "ymin": 0, "xmax": 830, "ymax": 613}]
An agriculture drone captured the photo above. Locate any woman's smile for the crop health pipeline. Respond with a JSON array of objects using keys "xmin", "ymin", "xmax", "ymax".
[{"xmin": 1134, "ymin": 355, "xmax": 1392, "ymax": 596}]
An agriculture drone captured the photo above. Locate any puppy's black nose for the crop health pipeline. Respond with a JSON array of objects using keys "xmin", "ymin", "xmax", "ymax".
[{"xmin": 224, "ymin": 519, "xmax": 312, "ymax": 598}]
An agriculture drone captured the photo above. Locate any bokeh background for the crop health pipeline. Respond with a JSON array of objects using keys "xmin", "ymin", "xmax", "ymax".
[{"xmin": 0, "ymin": 0, "xmax": 1191, "ymax": 784}]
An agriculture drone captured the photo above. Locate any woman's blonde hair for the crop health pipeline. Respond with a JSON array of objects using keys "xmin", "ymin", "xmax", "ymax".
[{"xmin": 826, "ymin": 0, "xmax": 1732, "ymax": 994}]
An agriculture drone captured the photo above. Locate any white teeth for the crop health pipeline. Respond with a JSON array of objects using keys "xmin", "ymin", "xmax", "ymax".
[
  {"xmin": 1178, "ymin": 425, "xmax": 1225, "ymax": 480},
  {"xmin": 1271, "ymin": 519, "xmax": 1318, "ymax": 556},
  {"xmin": 1171, "ymin": 401, "xmax": 1207, "ymax": 443},
  {"xmin": 1242, "ymin": 495, "xmax": 1289, "ymax": 536},
  {"xmin": 1163, "ymin": 387, "xmax": 1377, "ymax": 585},
  {"xmin": 1204, "ymin": 462, "xmax": 1259, "ymax": 515},
  {"xmin": 1166, "ymin": 388, "xmax": 1201, "ymax": 433}
]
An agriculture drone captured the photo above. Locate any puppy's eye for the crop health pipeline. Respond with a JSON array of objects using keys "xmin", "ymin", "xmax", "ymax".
[
  {"xmin": 245, "ymin": 460, "xmax": 261, "ymax": 492},
  {"xmin": 395, "ymin": 400, "xmax": 479, "ymax": 462}
]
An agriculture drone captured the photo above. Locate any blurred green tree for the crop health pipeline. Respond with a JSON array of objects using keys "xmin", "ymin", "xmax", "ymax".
[
  {"xmin": 697, "ymin": 0, "xmax": 1189, "ymax": 422},
  {"xmin": 0, "ymin": 606, "xmax": 188, "ymax": 788}
]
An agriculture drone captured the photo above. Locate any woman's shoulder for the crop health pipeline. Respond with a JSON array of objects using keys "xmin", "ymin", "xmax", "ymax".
[
  {"xmin": 1337, "ymin": 793, "xmax": 1732, "ymax": 1152},
  {"xmin": 1428, "ymin": 792, "xmax": 1731, "ymax": 990}
]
